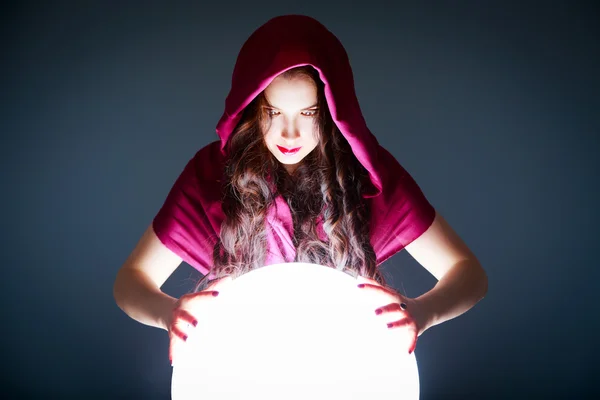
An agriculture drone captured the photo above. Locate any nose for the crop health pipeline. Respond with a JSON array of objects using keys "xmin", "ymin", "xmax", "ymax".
[{"xmin": 281, "ymin": 118, "xmax": 301, "ymax": 141}]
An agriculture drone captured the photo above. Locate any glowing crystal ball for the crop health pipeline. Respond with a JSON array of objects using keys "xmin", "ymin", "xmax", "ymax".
[{"xmin": 171, "ymin": 262, "xmax": 420, "ymax": 400}]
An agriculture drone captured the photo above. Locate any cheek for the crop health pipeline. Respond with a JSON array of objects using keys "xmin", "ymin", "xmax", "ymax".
[
  {"xmin": 299, "ymin": 118, "xmax": 316, "ymax": 131},
  {"xmin": 306, "ymin": 127, "xmax": 320, "ymax": 146},
  {"xmin": 299, "ymin": 120, "xmax": 318, "ymax": 140},
  {"xmin": 263, "ymin": 126, "xmax": 277, "ymax": 144},
  {"xmin": 264, "ymin": 121, "xmax": 282, "ymax": 139}
]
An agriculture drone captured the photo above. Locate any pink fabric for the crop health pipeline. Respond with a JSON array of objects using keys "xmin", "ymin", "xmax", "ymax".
[{"xmin": 152, "ymin": 15, "xmax": 436, "ymax": 276}]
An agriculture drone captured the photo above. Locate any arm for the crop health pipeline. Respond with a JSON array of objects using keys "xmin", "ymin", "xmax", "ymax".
[
  {"xmin": 403, "ymin": 211, "xmax": 488, "ymax": 335},
  {"xmin": 113, "ymin": 223, "xmax": 183, "ymax": 331}
]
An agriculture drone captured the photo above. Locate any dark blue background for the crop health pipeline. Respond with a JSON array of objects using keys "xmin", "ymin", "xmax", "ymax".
[{"xmin": 2, "ymin": 1, "xmax": 598, "ymax": 398}]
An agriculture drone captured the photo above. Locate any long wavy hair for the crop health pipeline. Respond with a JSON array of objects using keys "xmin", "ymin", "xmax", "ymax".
[{"xmin": 194, "ymin": 66, "xmax": 387, "ymax": 291}]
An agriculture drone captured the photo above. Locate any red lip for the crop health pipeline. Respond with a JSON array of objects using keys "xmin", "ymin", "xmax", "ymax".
[{"xmin": 277, "ymin": 145, "xmax": 301, "ymax": 154}]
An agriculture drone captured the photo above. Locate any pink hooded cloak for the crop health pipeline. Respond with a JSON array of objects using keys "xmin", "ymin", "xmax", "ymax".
[{"xmin": 152, "ymin": 15, "xmax": 436, "ymax": 278}]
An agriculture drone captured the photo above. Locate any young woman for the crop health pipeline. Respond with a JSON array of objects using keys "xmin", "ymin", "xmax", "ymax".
[{"xmin": 113, "ymin": 15, "xmax": 488, "ymax": 367}]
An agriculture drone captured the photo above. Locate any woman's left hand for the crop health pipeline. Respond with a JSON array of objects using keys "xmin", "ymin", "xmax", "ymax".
[{"xmin": 357, "ymin": 283, "xmax": 423, "ymax": 355}]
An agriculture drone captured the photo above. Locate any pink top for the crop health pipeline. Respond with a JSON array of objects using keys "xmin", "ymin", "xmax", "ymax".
[{"xmin": 152, "ymin": 15, "xmax": 436, "ymax": 278}]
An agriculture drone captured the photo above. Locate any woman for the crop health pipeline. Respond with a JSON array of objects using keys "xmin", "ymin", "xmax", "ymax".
[{"xmin": 113, "ymin": 15, "xmax": 488, "ymax": 367}]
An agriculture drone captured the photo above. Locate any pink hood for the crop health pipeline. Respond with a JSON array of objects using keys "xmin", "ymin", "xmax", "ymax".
[
  {"xmin": 152, "ymin": 15, "xmax": 436, "ymax": 277},
  {"xmin": 216, "ymin": 14, "xmax": 383, "ymax": 196}
]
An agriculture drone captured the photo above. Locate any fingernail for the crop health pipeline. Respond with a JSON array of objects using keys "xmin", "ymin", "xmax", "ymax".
[
  {"xmin": 192, "ymin": 320, "xmax": 198, "ymax": 327},
  {"xmin": 357, "ymin": 284, "xmax": 365, "ymax": 288},
  {"xmin": 408, "ymin": 350, "xmax": 413, "ymax": 355},
  {"xmin": 387, "ymin": 323, "xmax": 393, "ymax": 328},
  {"xmin": 375, "ymin": 309, "xmax": 382, "ymax": 315},
  {"xmin": 183, "ymin": 335, "xmax": 188, "ymax": 341},
  {"xmin": 212, "ymin": 291, "xmax": 219, "ymax": 297}
]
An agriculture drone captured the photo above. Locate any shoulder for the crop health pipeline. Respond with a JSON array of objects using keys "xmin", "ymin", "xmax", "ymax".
[
  {"xmin": 155, "ymin": 140, "xmax": 225, "ymax": 219},
  {"xmin": 371, "ymin": 144, "xmax": 431, "ymax": 206},
  {"xmin": 368, "ymin": 144, "xmax": 436, "ymax": 262},
  {"xmin": 187, "ymin": 140, "xmax": 226, "ymax": 182},
  {"xmin": 152, "ymin": 141, "xmax": 226, "ymax": 272},
  {"xmin": 176, "ymin": 140, "xmax": 226, "ymax": 208}
]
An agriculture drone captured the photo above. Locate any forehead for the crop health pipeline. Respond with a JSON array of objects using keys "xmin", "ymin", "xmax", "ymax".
[{"xmin": 263, "ymin": 75, "xmax": 317, "ymax": 110}]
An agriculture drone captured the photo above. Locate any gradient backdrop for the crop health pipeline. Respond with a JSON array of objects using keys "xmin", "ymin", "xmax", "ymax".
[{"xmin": 2, "ymin": 1, "xmax": 599, "ymax": 398}]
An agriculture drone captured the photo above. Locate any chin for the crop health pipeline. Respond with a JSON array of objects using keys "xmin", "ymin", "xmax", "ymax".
[{"xmin": 276, "ymin": 154, "xmax": 303, "ymax": 166}]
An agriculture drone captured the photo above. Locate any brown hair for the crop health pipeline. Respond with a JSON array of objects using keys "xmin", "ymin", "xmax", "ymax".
[{"xmin": 194, "ymin": 66, "xmax": 386, "ymax": 291}]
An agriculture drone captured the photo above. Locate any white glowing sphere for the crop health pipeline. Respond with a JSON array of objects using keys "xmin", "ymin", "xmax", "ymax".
[{"xmin": 172, "ymin": 262, "xmax": 419, "ymax": 400}]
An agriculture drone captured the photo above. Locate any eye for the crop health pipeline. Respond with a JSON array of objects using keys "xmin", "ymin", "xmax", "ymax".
[
  {"xmin": 302, "ymin": 110, "xmax": 318, "ymax": 117},
  {"xmin": 266, "ymin": 109, "xmax": 280, "ymax": 117}
]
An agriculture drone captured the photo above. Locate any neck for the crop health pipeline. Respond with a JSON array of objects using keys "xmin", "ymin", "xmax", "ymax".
[{"xmin": 284, "ymin": 163, "xmax": 299, "ymax": 175}]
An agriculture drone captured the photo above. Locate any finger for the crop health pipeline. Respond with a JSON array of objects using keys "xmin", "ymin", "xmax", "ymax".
[
  {"xmin": 169, "ymin": 309, "xmax": 199, "ymax": 341},
  {"xmin": 170, "ymin": 320, "xmax": 189, "ymax": 342},
  {"xmin": 385, "ymin": 318, "xmax": 418, "ymax": 354},
  {"xmin": 169, "ymin": 337, "xmax": 175, "ymax": 366},
  {"xmin": 181, "ymin": 290, "xmax": 220, "ymax": 308},
  {"xmin": 387, "ymin": 318, "xmax": 413, "ymax": 329},
  {"xmin": 409, "ymin": 331, "xmax": 418, "ymax": 355},
  {"xmin": 375, "ymin": 302, "xmax": 406, "ymax": 315},
  {"xmin": 169, "ymin": 322, "xmax": 191, "ymax": 367},
  {"xmin": 169, "ymin": 334, "xmax": 185, "ymax": 367},
  {"xmin": 169, "ymin": 332, "xmax": 180, "ymax": 367},
  {"xmin": 357, "ymin": 283, "xmax": 397, "ymax": 297},
  {"xmin": 173, "ymin": 309, "xmax": 199, "ymax": 327}
]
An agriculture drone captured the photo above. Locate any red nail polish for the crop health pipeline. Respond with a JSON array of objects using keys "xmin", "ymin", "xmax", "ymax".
[
  {"xmin": 357, "ymin": 284, "xmax": 364, "ymax": 288},
  {"xmin": 212, "ymin": 291, "xmax": 219, "ymax": 296},
  {"xmin": 375, "ymin": 309, "xmax": 382, "ymax": 315},
  {"xmin": 192, "ymin": 320, "xmax": 198, "ymax": 327},
  {"xmin": 387, "ymin": 323, "xmax": 393, "ymax": 328},
  {"xmin": 183, "ymin": 335, "xmax": 188, "ymax": 341}
]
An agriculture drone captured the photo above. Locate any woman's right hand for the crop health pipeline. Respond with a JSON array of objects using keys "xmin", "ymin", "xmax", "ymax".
[{"xmin": 168, "ymin": 277, "xmax": 232, "ymax": 366}]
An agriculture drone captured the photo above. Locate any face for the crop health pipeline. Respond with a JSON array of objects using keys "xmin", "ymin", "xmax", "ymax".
[{"xmin": 262, "ymin": 73, "xmax": 319, "ymax": 174}]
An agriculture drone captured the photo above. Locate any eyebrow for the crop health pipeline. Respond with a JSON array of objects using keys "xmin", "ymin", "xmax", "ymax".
[{"xmin": 264, "ymin": 102, "xmax": 319, "ymax": 110}]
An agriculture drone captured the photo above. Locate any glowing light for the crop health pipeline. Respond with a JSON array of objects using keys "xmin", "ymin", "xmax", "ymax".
[{"xmin": 172, "ymin": 262, "xmax": 420, "ymax": 400}]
